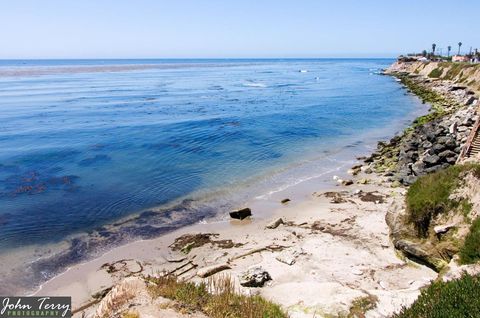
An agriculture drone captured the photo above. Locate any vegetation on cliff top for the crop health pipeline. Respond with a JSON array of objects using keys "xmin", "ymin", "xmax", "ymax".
[
  {"xmin": 147, "ymin": 275, "xmax": 287, "ymax": 318},
  {"xmin": 393, "ymin": 273, "xmax": 480, "ymax": 318}
]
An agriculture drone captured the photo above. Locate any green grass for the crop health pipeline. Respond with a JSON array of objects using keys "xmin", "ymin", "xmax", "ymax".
[
  {"xmin": 428, "ymin": 68, "xmax": 443, "ymax": 78},
  {"xmin": 459, "ymin": 217, "xmax": 480, "ymax": 264},
  {"xmin": 406, "ymin": 164, "xmax": 480, "ymax": 236},
  {"xmin": 147, "ymin": 275, "xmax": 288, "ymax": 318},
  {"xmin": 393, "ymin": 274, "xmax": 480, "ymax": 318},
  {"xmin": 347, "ymin": 295, "xmax": 378, "ymax": 318}
]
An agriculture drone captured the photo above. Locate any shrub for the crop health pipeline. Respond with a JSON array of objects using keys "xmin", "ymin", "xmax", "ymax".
[
  {"xmin": 347, "ymin": 295, "xmax": 378, "ymax": 318},
  {"xmin": 393, "ymin": 274, "xmax": 480, "ymax": 318},
  {"xmin": 147, "ymin": 275, "xmax": 287, "ymax": 318},
  {"xmin": 428, "ymin": 68, "xmax": 443, "ymax": 78},
  {"xmin": 459, "ymin": 217, "xmax": 480, "ymax": 264},
  {"xmin": 406, "ymin": 164, "xmax": 480, "ymax": 236}
]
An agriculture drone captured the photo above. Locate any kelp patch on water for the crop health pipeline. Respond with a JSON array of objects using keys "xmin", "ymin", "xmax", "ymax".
[{"xmin": 1, "ymin": 170, "xmax": 79, "ymax": 197}]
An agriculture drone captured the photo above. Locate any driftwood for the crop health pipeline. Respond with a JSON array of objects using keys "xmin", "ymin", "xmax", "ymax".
[
  {"xmin": 71, "ymin": 286, "xmax": 112, "ymax": 315},
  {"xmin": 176, "ymin": 263, "xmax": 198, "ymax": 277},
  {"xmin": 165, "ymin": 261, "xmax": 193, "ymax": 276},
  {"xmin": 227, "ymin": 244, "xmax": 289, "ymax": 263},
  {"xmin": 197, "ymin": 264, "xmax": 231, "ymax": 278}
]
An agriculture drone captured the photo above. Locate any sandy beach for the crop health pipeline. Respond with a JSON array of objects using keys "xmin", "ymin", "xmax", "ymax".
[{"xmin": 34, "ymin": 169, "xmax": 436, "ymax": 318}]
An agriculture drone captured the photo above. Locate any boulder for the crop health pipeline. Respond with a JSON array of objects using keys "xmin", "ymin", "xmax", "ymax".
[
  {"xmin": 423, "ymin": 154, "xmax": 440, "ymax": 166},
  {"xmin": 433, "ymin": 223, "xmax": 456, "ymax": 235},
  {"xmin": 449, "ymin": 122, "xmax": 458, "ymax": 134},
  {"xmin": 438, "ymin": 150, "xmax": 456, "ymax": 159},
  {"xmin": 229, "ymin": 208, "xmax": 252, "ymax": 220},
  {"xmin": 239, "ymin": 266, "xmax": 271, "ymax": 287},
  {"xmin": 432, "ymin": 143, "xmax": 446, "ymax": 154},
  {"xmin": 281, "ymin": 198, "xmax": 291, "ymax": 204},
  {"xmin": 394, "ymin": 239, "xmax": 447, "ymax": 271},
  {"xmin": 275, "ymin": 248, "xmax": 304, "ymax": 265}
]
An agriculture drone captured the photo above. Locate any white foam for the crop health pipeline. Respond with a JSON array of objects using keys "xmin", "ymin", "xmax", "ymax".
[{"xmin": 243, "ymin": 82, "xmax": 266, "ymax": 88}]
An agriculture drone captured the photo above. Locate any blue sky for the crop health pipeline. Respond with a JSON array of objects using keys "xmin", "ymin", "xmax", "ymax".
[{"xmin": 1, "ymin": 0, "xmax": 479, "ymax": 59}]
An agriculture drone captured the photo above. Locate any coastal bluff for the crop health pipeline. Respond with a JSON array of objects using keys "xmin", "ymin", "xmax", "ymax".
[{"xmin": 386, "ymin": 60, "xmax": 480, "ymax": 96}]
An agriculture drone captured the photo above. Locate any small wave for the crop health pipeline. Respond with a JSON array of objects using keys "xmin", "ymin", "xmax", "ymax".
[
  {"xmin": 254, "ymin": 160, "xmax": 346, "ymax": 200},
  {"xmin": 243, "ymin": 82, "xmax": 267, "ymax": 88}
]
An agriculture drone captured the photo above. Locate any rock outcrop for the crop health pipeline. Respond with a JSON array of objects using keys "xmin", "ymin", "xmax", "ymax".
[{"xmin": 365, "ymin": 62, "xmax": 479, "ymax": 185}]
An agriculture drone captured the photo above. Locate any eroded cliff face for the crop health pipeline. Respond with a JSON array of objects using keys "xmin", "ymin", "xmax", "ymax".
[{"xmin": 386, "ymin": 61, "xmax": 480, "ymax": 97}]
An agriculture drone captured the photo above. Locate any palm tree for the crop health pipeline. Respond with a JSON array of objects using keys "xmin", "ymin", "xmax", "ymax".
[
  {"xmin": 458, "ymin": 42, "xmax": 463, "ymax": 55},
  {"xmin": 432, "ymin": 43, "xmax": 437, "ymax": 56},
  {"xmin": 447, "ymin": 46, "xmax": 452, "ymax": 57}
]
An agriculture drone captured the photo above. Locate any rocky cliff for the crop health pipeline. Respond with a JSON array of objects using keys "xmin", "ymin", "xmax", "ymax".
[
  {"xmin": 386, "ymin": 61, "xmax": 480, "ymax": 96},
  {"xmin": 365, "ymin": 61, "xmax": 480, "ymax": 186}
]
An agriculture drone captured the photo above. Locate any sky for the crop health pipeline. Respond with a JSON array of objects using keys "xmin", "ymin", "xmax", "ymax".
[{"xmin": 0, "ymin": 0, "xmax": 479, "ymax": 59}]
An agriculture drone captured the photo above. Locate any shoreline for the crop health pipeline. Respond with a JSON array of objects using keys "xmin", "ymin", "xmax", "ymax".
[
  {"xmin": 2, "ymin": 105, "xmax": 424, "ymax": 297},
  {"xmin": 17, "ymin": 59, "xmax": 479, "ymax": 317},
  {"xmin": 29, "ymin": 64, "xmax": 446, "ymax": 317}
]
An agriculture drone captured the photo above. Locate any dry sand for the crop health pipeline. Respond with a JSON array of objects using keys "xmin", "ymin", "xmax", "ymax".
[{"xmin": 34, "ymin": 171, "xmax": 436, "ymax": 318}]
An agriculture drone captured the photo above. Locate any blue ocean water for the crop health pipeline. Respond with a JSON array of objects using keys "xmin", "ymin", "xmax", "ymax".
[{"xmin": 0, "ymin": 59, "xmax": 426, "ymax": 293}]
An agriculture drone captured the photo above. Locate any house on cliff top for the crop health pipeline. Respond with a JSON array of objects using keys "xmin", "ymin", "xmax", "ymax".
[{"xmin": 452, "ymin": 55, "xmax": 470, "ymax": 62}]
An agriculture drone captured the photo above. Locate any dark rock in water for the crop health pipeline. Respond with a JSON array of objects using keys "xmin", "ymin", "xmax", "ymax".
[
  {"xmin": 281, "ymin": 198, "xmax": 291, "ymax": 204},
  {"xmin": 423, "ymin": 155, "xmax": 440, "ymax": 166},
  {"xmin": 229, "ymin": 208, "xmax": 252, "ymax": 220},
  {"xmin": 240, "ymin": 266, "xmax": 272, "ymax": 287}
]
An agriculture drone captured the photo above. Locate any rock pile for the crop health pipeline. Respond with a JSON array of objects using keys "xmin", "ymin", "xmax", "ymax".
[{"xmin": 364, "ymin": 76, "xmax": 479, "ymax": 185}]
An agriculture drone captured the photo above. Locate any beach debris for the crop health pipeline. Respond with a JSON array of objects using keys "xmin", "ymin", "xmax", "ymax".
[
  {"xmin": 72, "ymin": 286, "xmax": 112, "ymax": 315},
  {"xmin": 357, "ymin": 191, "xmax": 385, "ymax": 203},
  {"xmin": 361, "ymin": 166, "xmax": 373, "ymax": 174},
  {"xmin": 228, "ymin": 244, "xmax": 287, "ymax": 262},
  {"xmin": 229, "ymin": 208, "xmax": 252, "ymax": 220},
  {"xmin": 266, "ymin": 218, "xmax": 284, "ymax": 229},
  {"xmin": 197, "ymin": 263, "xmax": 231, "ymax": 278},
  {"xmin": 323, "ymin": 191, "xmax": 347, "ymax": 203},
  {"xmin": 165, "ymin": 260, "xmax": 198, "ymax": 277},
  {"xmin": 351, "ymin": 269, "xmax": 363, "ymax": 276},
  {"xmin": 281, "ymin": 198, "xmax": 291, "ymax": 204},
  {"xmin": 275, "ymin": 247, "xmax": 304, "ymax": 265},
  {"xmin": 100, "ymin": 259, "xmax": 143, "ymax": 275},
  {"xmin": 434, "ymin": 223, "xmax": 456, "ymax": 235},
  {"xmin": 358, "ymin": 178, "xmax": 370, "ymax": 185},
  {"xmin": 239, "ymin": 266, "xmax": 272, "ymax": 287},
  {"xmin": 169, "ymin": 233, "xmax": 243, "ymax": 254},
  {"xmin": 166, "ymin": 256, "xmax": 187, "ymax": 263}
]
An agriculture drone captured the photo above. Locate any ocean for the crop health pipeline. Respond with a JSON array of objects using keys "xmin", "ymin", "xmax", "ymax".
[{"xmin": 0, "ymin": 59, "xmax": 426, "ymax": 294}]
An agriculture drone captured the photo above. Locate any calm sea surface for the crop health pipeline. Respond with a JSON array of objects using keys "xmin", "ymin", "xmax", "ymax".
[{"xmin": 0, "ymin": 59, "xmax": 426, "ymax": 293}]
